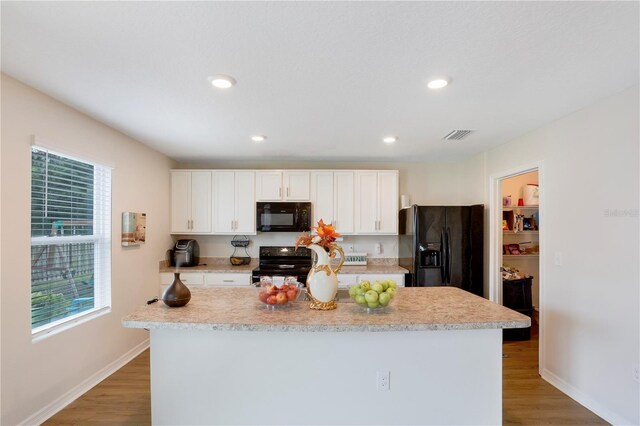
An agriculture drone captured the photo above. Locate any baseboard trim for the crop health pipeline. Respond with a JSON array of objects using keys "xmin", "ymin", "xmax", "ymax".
[
  {"xmin": 541, "ymin": 368, "xmax": 633, "ymax": 425},
  {"xmin": 18, "ymin": 338, "xmax": 150, "ymax": 426}
]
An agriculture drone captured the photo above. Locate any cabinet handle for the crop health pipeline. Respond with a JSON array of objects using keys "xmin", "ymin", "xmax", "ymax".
[
  {"xmin": 287, "ymin": 187, "xmax": 290, "ymax": 197},
  {"xmin": 223, "ymin": 279, "xmax": 234, "ymax": 283},
  {"xmin": 234, "ymin": 220, "xmax": 237, "ymax": 230},
  {"xmin": 279, "ymin": 187, "xmax": 282, "ymax": 198},
  {"xmin": 231, "ymin": 220, "xmax": 234, "ymax": 230}
]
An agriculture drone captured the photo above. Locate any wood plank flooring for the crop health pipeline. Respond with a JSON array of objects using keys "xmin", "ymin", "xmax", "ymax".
[{"xmin": 45, "ymin": 325, "xmax": 608, "ymax": 425}]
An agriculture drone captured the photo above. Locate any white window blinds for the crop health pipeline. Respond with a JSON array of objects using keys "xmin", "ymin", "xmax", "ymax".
[{"xmin": 31, "ymin": 146, "xmax": 112, "ymax": 336}]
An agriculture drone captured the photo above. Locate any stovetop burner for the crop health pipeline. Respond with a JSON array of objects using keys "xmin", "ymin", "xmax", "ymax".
[{"xmin": 252, "ymin": 245, "xmax": 312, "ymax": 285}]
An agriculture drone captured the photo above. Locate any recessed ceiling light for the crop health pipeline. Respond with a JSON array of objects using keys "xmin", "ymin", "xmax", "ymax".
[
  {"xmin": 427, "ymin": 78, "xmax": 449, "ymax": 89},
  {"xmin": 251, "ymin": 135, "xmax": 266, "ymax": 142},
  {"xmin": 383, "ymin": 136, "xmax": 398, "ymax": 144},
  {"xmin": 208, "ymin": 75, "xmax": 237, "ymax": 89}
]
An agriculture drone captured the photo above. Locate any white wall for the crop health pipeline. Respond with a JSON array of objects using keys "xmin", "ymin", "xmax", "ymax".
[
  {"xmin": 0, "ymin": 74, "xmax": 175, "ymax": 425},
  {"xmin": 176, "ymin": 161, "xmax": 467, "ymax": 258},
  {"xmin": 474, "ymin": 86, "xmax": 639, "ymax": 424}
]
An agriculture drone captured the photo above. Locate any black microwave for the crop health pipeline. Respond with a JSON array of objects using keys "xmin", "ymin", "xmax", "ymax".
[{"xmin": 256, "ymin": 202, "xmax": 311, "ymax": 232}]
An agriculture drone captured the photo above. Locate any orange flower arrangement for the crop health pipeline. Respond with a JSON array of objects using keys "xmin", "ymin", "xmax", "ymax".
[{"xmin": 295, "ymin": 219, "xmax": 341, "ymax": 251}]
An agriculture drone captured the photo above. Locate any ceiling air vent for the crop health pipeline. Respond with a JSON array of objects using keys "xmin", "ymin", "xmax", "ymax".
[{"xmin": 442, "ymin": 130, "xmax": 474, "ymax": 141}]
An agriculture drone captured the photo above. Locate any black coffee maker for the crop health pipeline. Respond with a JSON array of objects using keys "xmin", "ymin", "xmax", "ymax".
[{"xmin": 166, "ymin": 239, "xmax": 200, "ymax": 267}]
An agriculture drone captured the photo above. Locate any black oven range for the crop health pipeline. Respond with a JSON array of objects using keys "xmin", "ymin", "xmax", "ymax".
[{"xmin": 251, "ymin": 246, "xmax": 312, "ymax": 286}]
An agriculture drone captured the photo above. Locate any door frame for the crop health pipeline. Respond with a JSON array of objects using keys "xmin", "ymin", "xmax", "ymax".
[{"xmin": 488, "ymin": 161, "xmax": 545, "ymax": 374}]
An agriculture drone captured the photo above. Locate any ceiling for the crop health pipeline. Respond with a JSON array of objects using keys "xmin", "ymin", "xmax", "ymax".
[{"xmin": 1, "ymin": 2, "xmax": 638, "ymax": 163}]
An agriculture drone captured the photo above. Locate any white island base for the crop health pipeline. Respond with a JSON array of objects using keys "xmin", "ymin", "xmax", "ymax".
[{"xmin": 150, "ymin": 327, "xmax": 502, "ymax": 425}]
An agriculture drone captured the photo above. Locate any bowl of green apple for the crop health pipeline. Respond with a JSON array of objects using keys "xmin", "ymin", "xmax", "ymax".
[{"xmin": 348, "ymin": 279, "xmax": 398, "ymax": 312}]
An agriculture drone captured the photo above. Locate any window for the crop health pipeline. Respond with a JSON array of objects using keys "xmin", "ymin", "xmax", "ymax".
[{"xmin": 31, "ymin": 146, "xmax": 111, "ymax": 337}]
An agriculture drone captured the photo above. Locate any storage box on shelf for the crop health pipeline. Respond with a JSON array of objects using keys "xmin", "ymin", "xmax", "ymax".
[{"xmin": 502, "ymin": 205, "xmax": 539, "ymax": 258}]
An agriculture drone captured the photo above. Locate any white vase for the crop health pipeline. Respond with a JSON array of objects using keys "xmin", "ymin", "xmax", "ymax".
[{"xmin": 306, "ymin": 244, "xmax": 344, "ymax": 309}]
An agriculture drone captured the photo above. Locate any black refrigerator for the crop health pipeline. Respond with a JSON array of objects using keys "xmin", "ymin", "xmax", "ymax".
[{"xmin": 399, "ymin": 205, "xmax": 484, "ymax": 296}]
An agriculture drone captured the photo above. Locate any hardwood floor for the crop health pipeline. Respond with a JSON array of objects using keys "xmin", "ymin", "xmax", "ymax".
[
  {"xmin": 502, "ymin": 324, "xmax": 608, "ymax": 425},
  {"xmin": 45, "ymin": 326, "xmax": 608, "ymax": 425}
]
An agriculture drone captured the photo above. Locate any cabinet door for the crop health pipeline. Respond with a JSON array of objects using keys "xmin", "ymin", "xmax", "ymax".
[
  {"xmin": 234, "ymin": 171, "xmax": 256, "ymax": 234},
  {"xmin": 190, "ymin": 171, "xmax": 212, "ymax": 233},
  {"xmin": 205, "ymin": 273, "xmax": 251, "ymax": 287},
  {"xmin": 213, "ymin": 171, "xmax": 236, "ymax": 233},
  {"xmin": 256, "ymin": 171, "xmax": 282, "ymax": 201},
  {"xmin": 334, "ymin": 171, "xmax": 354, "ymax": 234},
  {"xmin": 355, "ymin": 171, "xmax": 378, "ymax": 234},
  {"xmin": 171, "ymin": 171, "xmax": 191, "ymax": 233},
  {"xmin": 377, "ymin": 171, "xmax": 399, "ymax": 234},
  {"xmin": 284, "ymin": 171, "xmax": 310, "ymax": 201},
  {"xmin": 310, "ymin": 171, "xmax": 334, "ymax": 227}
]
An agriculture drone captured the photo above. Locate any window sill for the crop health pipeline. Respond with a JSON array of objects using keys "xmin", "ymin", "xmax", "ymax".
[{"xmin": 32, "ymin": 306, "xmax": 111, "ymax": 343}]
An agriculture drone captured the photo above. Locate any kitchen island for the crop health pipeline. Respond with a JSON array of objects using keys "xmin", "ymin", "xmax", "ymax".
[{"xmin": 123, "ymin": 287, "xmax": 529, "ymax": 425}]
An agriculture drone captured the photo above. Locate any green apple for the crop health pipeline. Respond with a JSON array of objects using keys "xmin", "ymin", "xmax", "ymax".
[
  {"xmin": 355, "ymin": 294, "xmax": 367, "ymax": 305},
  {"xmin": 388, "ymin": 280, "xmax": 397, "ymax": 289},
  {"xmin": 364, "ymin": 290, "xmax": 379, "ymax": 303},
  {"xmin": 379, "ymin": 292, "xmax": 391, "ymax": 306},
  {"xmin": 367, "ymin": 300, "xmax": 380, "ymax": 309},
  {"xmin": 381, "ymin": 281, "xmax": 389, "ymax": 291},
  {"xmin": 355, "ymin": 287, "xmax": 365, "ymax": 296},
  {"xmin": 386, "ymin": 287, "xmax": 396, "ymax": 298},
  {"xmin": 360, "ymin": 281, "xmax": 371, "ymax": 292},
  {"xmin": 348, "ymin": 285, "xmax": 360, "ymax": 297},
  {"xmin": 372, "ymin": 283, "xmax": 384, "ymax": 293}
]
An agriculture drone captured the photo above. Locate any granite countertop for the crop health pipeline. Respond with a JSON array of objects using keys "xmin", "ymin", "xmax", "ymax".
[
  {"xmin": 338, "ymin": 265, "xmax": 408, "ymax": 274},
  {"xmin": 159, "ymin": 258, "xmax": 257, "ymax": 273},
  {"xmin": 159, "ymin": 258, "xmax": 408, "ymax": 275},
  {"xmin": 122, "ymin": 287, "xmax": 530, "ymax": 332}
]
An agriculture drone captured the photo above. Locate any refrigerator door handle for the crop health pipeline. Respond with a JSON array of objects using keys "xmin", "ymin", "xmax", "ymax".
[
  {"xmin": 446, "ymin": 227, "xmax": 452, "ymax": 284},
  {"xmin": 440, "ymin": 229, "xmax": 446, "ymax": 284}
]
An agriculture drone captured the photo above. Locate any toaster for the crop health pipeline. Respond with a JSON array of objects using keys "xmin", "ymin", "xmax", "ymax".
[{"xmin": 173, "ymin": 239, "xmax": 200, "ymax": 267}]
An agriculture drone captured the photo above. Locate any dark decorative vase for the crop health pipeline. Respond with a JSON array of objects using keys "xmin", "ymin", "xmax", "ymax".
[{"xmin": 162, "ymin": 273, "xmax": 191, "ymax": 307}]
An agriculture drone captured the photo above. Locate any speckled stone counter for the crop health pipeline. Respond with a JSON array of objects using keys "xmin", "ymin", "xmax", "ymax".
[
  {"xmin": 159, "ymin": 257, "xmax": 257, "ymax": 273},
  {"xmin": 123, "ymin": 287, "xmax": 529, "ymax": 332},
  {"xmin": 158, "ymin": 257, "xmax": 407, "ymax": 275},
  {"xmin": 129, "ymin": 286, "xmax": 518, "ymax": 425},
  {"xmin": 338, "ymin": 264, "xmax": 408, "ymax": 274}
]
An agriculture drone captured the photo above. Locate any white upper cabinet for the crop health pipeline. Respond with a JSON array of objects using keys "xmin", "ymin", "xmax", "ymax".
[
  {"xmin": 213, "ymin": 171, "xmax": 256, "ymax": 235},
  {"xmin": 355, "ymin": 171, "xmax": 398, "ymax": 235},
  {"xmin": 333, "ymin": 171, "xmax": 355, "ymax": 234},
  {"xmin": 171, "ymin": 170, "xmax": 212, "ymax": 234},
  {"xmin": 255, "ymin": 171, "xmax": 282, "ymax": 201},
  {"xmin": 376, "ymin": 171, "xmax": 399, "ymax": 234},
  {"xmin": 283, "ymin": 171, "xmax": 310, "ymax": 200},
  {"xmin": 310, "ymin": 171, "xmax": 354, "ymax": 235},
  {"xmin": 310, "ymin": 171, "xmax": 334, "ymax": 226},
  {"xmin": 234, "ymin": 171, "xmax": 256, "ymax": 234},
  {"xmin": 256, "ymin": 171, "xmax": 310, "ymax": 201},
  {"xmin": 171, "ymin": 169, "xmax": 396, "ymax": 235}
]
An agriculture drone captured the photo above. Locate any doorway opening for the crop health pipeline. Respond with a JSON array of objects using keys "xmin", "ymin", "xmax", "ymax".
[{"xmin": 489, "ymin": 163, "xmax": 544, "ymax": 373}]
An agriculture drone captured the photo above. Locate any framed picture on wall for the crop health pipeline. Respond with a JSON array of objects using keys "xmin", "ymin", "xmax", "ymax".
[{"xmin": 122, "ymin": 212, "xmax": 146, "ymax": 246}]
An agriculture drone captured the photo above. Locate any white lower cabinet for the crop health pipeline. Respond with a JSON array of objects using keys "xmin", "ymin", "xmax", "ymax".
[
  {"xmin": 337, "ymin": 273, "xmax": 405, "ymax": 288},
  {"xmin": 159, "ymin": 272, "xmax": 252, "ymax": 295},
  {"xmin": 204, "ymin": 273, "xmax": 252, "ymax": 287}
]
